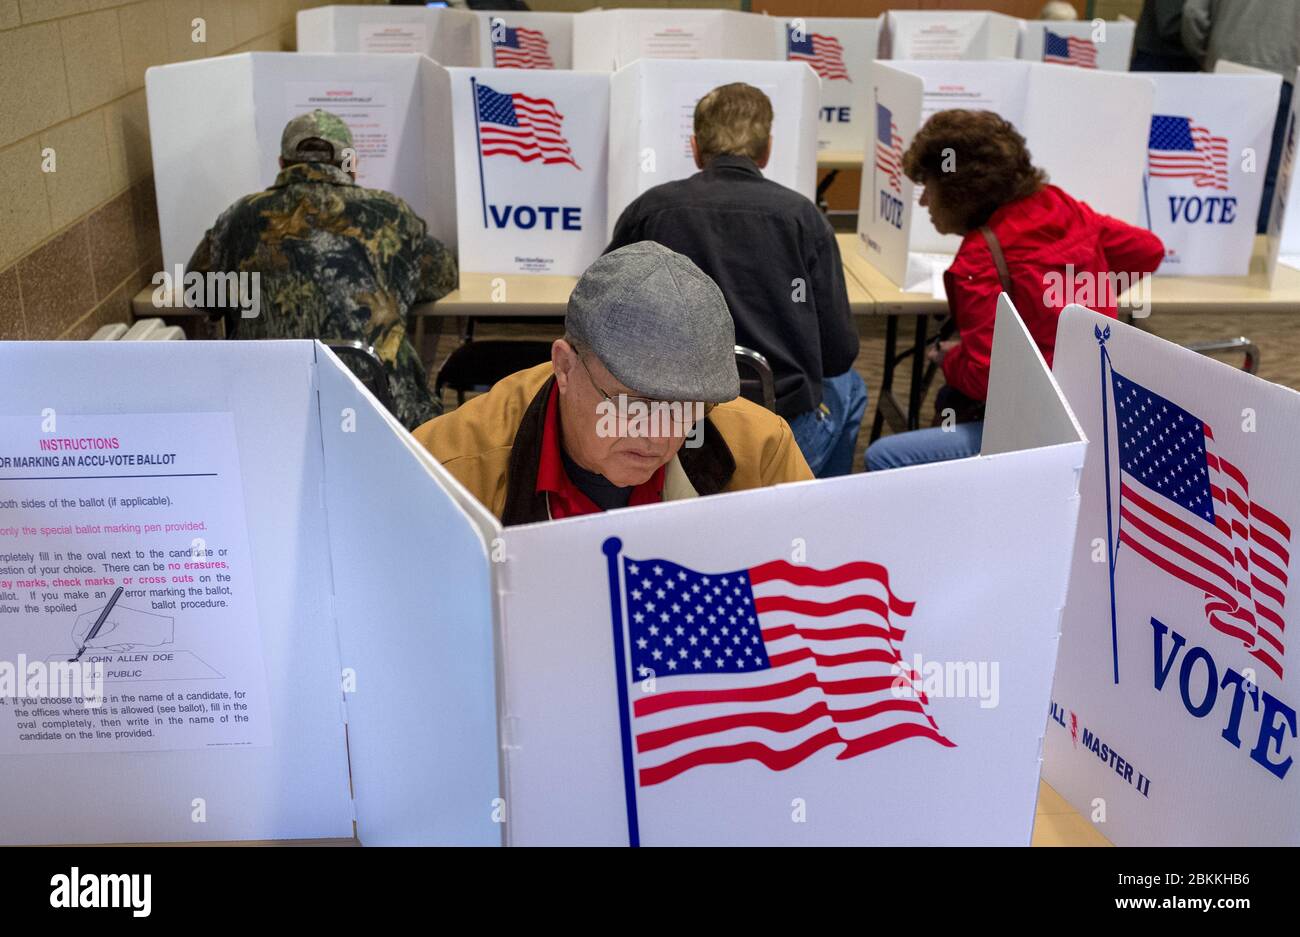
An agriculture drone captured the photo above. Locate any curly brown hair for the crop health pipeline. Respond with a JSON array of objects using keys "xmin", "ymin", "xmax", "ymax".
[{"xmin": 902, "ymin": 110, "xmax": 1047, "ymax": 233}]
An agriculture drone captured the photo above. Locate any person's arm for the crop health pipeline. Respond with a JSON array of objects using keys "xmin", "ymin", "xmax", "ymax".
[
  {"xmin": 186, "ymin": 232, "xmax": 213, "ymax": 277},
  {"xmin": 605, "ymin": 197, "xmax": 645, "ymax": 253},
  {"xmin": 761, "ymin": 417, "xmax": 815, "ymax": 485},
  {"xmin": 1096, "ymin": 212, "xmax": 1166, "ymax": 276},
  {"xmin": 940, "ymin": 265, "xmax": 1002, "ymax": 402},
  {"xmin": 185, "ymin": 227, "xmax": 240, "ymax": 335},
  {"xmin": 808, "ymin": 218, "xmax": 859, "ymax": 377},
  {"xmin": 405, "ymin": 209, "xmax": 457, "ymax": 306},
  {"xmin": 1180, "ymin": 0, "xmax": 1213, "ymax": 67}
]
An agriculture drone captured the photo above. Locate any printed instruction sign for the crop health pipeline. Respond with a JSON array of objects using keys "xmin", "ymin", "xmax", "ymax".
[
  {"xmin": 0, "ymin": 412, "xmax": 271, "ymax": 754},
  {"xmin": 358, "ymin": 22, "xmax": 429, "ymax": 54}
]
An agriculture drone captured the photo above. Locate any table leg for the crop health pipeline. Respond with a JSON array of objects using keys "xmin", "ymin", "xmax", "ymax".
[
  {"xmin": 869, "ymin": 314, "xmax": 898, "ymax": 443},
  {"xmin": 906, "ymin": 314, "xmax": 930, "ymax": 431}
]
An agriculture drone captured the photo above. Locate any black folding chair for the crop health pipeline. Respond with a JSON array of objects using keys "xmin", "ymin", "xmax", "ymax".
[
  {"xmin": 434, "ymin": 339, "xmax": 554, "ymax": 405},
  {"xmin": 322, "ymin": 340, "xmax": 395, "ymax": 412},
  {"xmin": 735, "ymin": 345, "xmax": 776, "ymax": 412}
]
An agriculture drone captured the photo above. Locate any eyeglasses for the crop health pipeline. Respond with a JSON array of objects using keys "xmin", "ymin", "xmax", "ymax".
[{"xmin": 574, "ymin": 347, "xmax": 716, "ymax": 430}]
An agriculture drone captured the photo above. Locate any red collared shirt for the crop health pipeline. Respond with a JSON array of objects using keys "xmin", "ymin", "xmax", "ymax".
[{"xmin": 535, "ymin": 383, "xmax": 666, "ymax": 520}]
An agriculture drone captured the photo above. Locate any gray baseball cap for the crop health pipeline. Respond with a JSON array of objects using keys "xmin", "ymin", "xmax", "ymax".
[
  {"xmin": 281, "ymin": 109, "xmax": 353, "ymax": 162},
  {"xmin": 567, "ymin": 241, "xmax": 739, "ymax": 403}
]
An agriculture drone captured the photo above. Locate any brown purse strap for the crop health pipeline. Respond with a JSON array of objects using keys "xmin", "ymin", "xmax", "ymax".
[{"xmin": 979, "ymin": 225, "xmax": 1013, "ymax": 294}]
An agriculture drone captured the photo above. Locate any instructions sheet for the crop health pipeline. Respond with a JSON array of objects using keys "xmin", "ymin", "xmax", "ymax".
[
  {"xmin": 641, "ymin": 28, "xmax": 703, "ymax": 60},
  {"xmin": 358, "ymin": 22, "xmax": 428, "ymax": 54},
  {"xmin": 0, "ymin": 412, "xmax": 271, "ymax": 754}
]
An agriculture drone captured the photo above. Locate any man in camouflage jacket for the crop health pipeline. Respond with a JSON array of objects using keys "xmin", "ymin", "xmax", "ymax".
[{"xmin": 187, "ymin": 109, "xmax": 456, "ymax": 429}]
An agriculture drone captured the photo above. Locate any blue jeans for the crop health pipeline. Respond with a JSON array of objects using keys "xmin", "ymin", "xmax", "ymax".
[
  {"xmin": 788, "ymin": 369, "xmax": 868, "ymax": 478},
  {"xmin": 864, "ymin": 420, "xmax": 984, "ymax": 471}
]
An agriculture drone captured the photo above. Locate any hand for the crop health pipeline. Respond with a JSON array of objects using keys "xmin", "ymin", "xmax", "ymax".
[
  {"xmin": 925, "ymin": 339, "xmax": 960, "ymax": 364},
  {"xmin": 72, "ymin": 604, "xmax": 174, "ymax": 652}
]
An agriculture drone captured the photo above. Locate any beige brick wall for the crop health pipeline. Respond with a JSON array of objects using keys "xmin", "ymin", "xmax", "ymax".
[{"xmin": 0, "ymin": 0, "xmax": 364, "ymax": 341}]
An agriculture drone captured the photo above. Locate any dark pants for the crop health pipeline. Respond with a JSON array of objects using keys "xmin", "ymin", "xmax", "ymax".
[{"xmin": 1259, "ymin": 80, "xmax": 1294, "ymax": 234}]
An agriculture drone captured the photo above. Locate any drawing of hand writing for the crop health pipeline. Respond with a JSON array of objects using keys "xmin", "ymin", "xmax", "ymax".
[{"xmin": 71, "ymin": 604, "xmax": 174, "ymax": 652}]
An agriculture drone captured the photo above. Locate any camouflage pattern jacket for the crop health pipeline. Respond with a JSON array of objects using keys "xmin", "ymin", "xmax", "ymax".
[{"xmin": 188, "ymin": 162, "xmax": 456, "ymax": 428}]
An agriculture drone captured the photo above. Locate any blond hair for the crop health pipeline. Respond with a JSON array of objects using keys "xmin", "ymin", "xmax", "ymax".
[{"xmin": 693, "ymin": 83, "xmax": 773, "ymax": 164}]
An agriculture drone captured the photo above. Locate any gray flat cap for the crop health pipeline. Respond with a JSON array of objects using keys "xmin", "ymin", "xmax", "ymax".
[{"xmin": 567, "ymin": 241, "xmax": 739, "ymax": 402}]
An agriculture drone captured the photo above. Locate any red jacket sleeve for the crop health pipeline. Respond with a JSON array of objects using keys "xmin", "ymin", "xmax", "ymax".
[
  {"xmin": 940, "ymin": 264, "xmax": 1003, "ymax": 402},
  {"xmin": 1095, "ymin": 212, "xmax": 1165, "ymax": 276}
]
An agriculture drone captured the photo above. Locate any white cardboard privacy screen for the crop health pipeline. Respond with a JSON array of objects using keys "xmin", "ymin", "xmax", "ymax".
[
  {"xmin": 607, "ymin": 59, "xmax": 819, "ymax": 236},
  {"xmin": 1138, "ymin": 72, "xmax": 1280, "ymax": 276},
  {"xmin": 147, "ymin": 53, "xmax": 457, "ymax": 271},
  {"xmin": 0, "ymin": 341, "xmax": 500, "ymax": 845},
  {"xmin": 1266, "ymin": 69, "xmax": 1300, "ymax": 281},
  {"xmin": 881, "ymin": 10, "xmax": 1021, "ymax": 61},
  {"xmin": 474, "ymin": 11, "xmax": 573, "ymax": 70},
  {"xmin": 497, "ymin": 298, "xmax": 1086, "ymax": 845},
  {"xmin": 1047, "ymin": 306, "xmax": 1300, "ymax": 845},
  {"xmin": 572, "ymin": 9, "xmax": 779, "ymax": 72},
  {"xmin": 857, "ymin": 60, "xmax": 1154, "ymax": 284},
  {"xmin": 777, "ymin": 17, "xmax": 878, "ymax": 153},
  {"xmin": 1019, "ymin": 20, "xmax": 1135, "ymax": 72},
  {"xmin": 297, "ymin": 5, "xmax": 479, "ymax": 64},
  {"xmin": 856, "ymin": 62, "xmax": 923, "ymax": 288},
  {"xmin": 981, "ymin": 295, "xmax": 1085, "ymax": 457},
  {"xmin": 449, "ymin": 68, "xmax": 609, "ymax": 276}
]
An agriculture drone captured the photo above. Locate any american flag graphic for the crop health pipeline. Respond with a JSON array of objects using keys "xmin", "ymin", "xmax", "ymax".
[
  {"xmin": 619, "ymin": 555, "xmax": 954, "ymax": 787},
  {"xmin": 475, "ymin": 82, "xmax": 579, "ymax": 169},
  {"xmin": 787, "ymin": 27, "xmax": 850, "ymax": 81},
  {"xmin": 1109, "ymin": 368, "xmax": 1292, "ymax": 680},
  {"xmin": 1147, "ymin": 114, "xmax": 1229, "ymax": 191},
  {"xmin": 1042, "ymin": 29, "xmax": 1098, "ymax": 69},
  {"xmin": 875, "ymin": 102, "xmax": 903, "ymax": 193},
  {"xmin": 491, "ymin": 25, "xmax": 554, "ymax": 69}
]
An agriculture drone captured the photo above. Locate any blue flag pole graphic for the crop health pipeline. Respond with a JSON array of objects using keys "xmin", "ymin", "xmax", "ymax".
[
  {"xmin": 872, "ymin": 86, "xmax": 879, "ymax": 223},
  {"xmin": 1096, "ymin": 323, "xmax": 1121, "ymax": 684},
  {"xmin": 602, "ymin": 536, "xmax": 641, "ymax": 846},
  {"xmin": 469, "ymin": 76, "xmax": 489, "ymax": 229}
]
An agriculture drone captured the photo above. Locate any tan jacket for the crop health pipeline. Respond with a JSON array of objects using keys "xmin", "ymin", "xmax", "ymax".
[{"xmin": 413, "ymin": 363, "xmax": 813, "ymax": 524}]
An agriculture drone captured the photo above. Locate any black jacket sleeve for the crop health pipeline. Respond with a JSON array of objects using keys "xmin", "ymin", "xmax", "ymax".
[
  {"xmin": 808, "ymin": 215, "xmax": 859, "ymax": 378},
  {"xmin": 605, "ymin": 196, "xmax": 646, "ymax": 254}
]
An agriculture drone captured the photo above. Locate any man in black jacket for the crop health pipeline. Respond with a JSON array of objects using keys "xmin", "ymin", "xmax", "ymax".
[{"xmin": 605, "ymin": 82, "xmax": 866, "ymax": 477}]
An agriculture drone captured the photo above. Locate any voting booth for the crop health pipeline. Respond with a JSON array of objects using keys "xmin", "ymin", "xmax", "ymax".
[
  {"xmin": 146, "ymin": 53, "xmax": 457, "ymax": 272},
  {"xmin": 475, "ymin": 11, "xmax": 573, "ymax": 70},
  {"xmin": 448, "ymin": 68, "xmax": 609, "ymax": 276},
  {"xmin": 572, "ymin": 9, "xmax": 779, "ymax": 72},
  {"xmin": 1045, "ymin": 307, "xmax": 1300, "ymax": 845},
  {"xmin": 880, "ymin": 10, "xmax": 1021, "ymax": 61},
  {"xmin": 1138, "ymin": 72, "xmax": 1281, "ymax": 276},
  {"xmin": 297, "ymin": 5, "xmax": 479, "ymax": 65},
  {"xmin": 1267, "ymin": 68, "xmax": 1300, "ymax": 280},
  {"xmin": 0, "ymin": 296, "xmax": 1088, "ymax": 845},
  {"xmin": 1019, "ymin": 20, "xmax": 1135, "ymax": 72},
  {"xmin": 607, "ymin": 59, "xmax": 819, "ymax": 236},
  {"xmin": 778, "ymin": 17, "xmax": 878, "ymax": 154},
  {"xmin": 857, "ymin": 60, "xmax": 1154, "ymax": 289},
  {"xmin": 0, "ymin": 341, "xmax": 501, "ymax": 845}
]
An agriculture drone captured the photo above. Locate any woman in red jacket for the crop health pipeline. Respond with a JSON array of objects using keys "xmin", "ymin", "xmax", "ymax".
[{"xmin": 866, "ymin": 109, "xmax": 1165, "ymax": 470}]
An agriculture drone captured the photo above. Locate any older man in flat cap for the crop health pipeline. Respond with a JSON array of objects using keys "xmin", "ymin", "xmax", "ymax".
[{"xmin": 414, "ymin": 242, "xmax": 813, "ymax": 524}]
